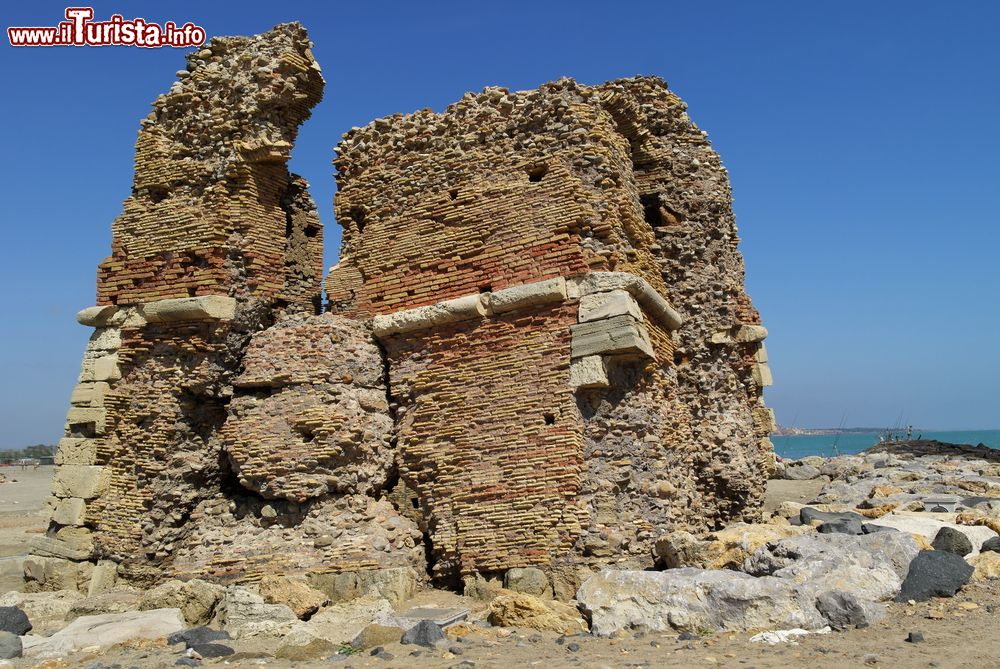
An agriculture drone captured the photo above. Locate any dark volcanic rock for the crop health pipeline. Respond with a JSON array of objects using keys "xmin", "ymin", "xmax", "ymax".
[
  {"xmin": 862, "ymin": 523, "xmax": 898, "ymax": 534},
  {"xmin": 0, "ymin": 606, "xmax": 31, "ymax": 635},
  {"xmin": 979, "ymin": 536, "xmax": 1000, "ymax": 553},
  {"xmin": 168, "ymin": 626, "xmax": 232, "ymax": 647},
  {"xmin": 800, "ymin": 507, "xmax": 865, "ymax": 526},
  {"xmin": 895, "ymin": 550, "xmax": 973, "ymax": 602},
  {"xmin": 190, "ymin": 643, "xmax": 235, "ymax": 658},
  {"xmin": 817, "ymin": 517, "xmax": 864, "ymax": 535},
  {"xmin": 931, "ymin": 527, "xmax": 973, "ymax": 556}
]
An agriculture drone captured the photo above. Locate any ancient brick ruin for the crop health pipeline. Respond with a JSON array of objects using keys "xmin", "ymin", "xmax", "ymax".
[{"xmin": 31, "ymin": 23, "xmax": 775, "ymax": 601}]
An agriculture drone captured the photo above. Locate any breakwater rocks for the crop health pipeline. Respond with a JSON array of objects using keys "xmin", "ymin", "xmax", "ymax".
[{"xmin": 4, "ymin": 441, "xmax": 998, "ymax": 665}]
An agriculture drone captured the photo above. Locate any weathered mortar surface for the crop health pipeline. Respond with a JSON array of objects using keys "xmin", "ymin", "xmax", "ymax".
[
  {"xmin": 38, "ymin": 24, "xmax": 773, "ymax": 599},
  {"xmin": 35, "ymin": 24, "xmax": 344, "ymax": 592},
  {"xmin": 327, "ymin": 76, "xmax": 773, "ymax": 584},
  {"xmin": 96, "ymin": 23, "xmax": 324, "ymax": 310},
  {"xmin": 222, "ymin": 314, "xmax": 394, "ymax": 501}
]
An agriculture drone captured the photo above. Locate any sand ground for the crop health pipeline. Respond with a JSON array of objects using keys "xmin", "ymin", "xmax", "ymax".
[{"xmin": 1, "ymin": 473, "xmax": 998, "ymax": 668}]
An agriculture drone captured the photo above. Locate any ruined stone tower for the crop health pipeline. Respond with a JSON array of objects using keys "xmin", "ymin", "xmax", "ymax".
[{"xmin": 32, "ymin": 24, "xmax": 774, "ymax": 600}]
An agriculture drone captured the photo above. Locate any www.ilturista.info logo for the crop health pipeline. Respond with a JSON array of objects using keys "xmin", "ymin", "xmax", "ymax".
[{"xmin": 8, "ymin": 7, "xmax": 206, "ymax": 47}]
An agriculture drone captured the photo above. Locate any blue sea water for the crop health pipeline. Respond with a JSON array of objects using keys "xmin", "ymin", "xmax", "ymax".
[{"xmin": 771, "ymin": 430, "xmax": 1000, "ymax": 460}]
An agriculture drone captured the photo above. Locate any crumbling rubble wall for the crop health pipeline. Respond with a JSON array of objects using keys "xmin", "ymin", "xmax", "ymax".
[
  {"xmin": 327, "ymin": 76, "xmax": 773, "ymax": 588},
  {"xmin": 36, "ymin": 24, "xmax": 773, "ymax": 599}
]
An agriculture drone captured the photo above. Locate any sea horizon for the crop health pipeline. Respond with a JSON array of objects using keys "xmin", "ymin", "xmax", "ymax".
[{"xmin": 771, "ymin": 429, "xmax": 1000, "ymax": 460}]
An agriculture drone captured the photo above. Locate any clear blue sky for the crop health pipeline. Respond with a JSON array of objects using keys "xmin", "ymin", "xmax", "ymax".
[{"xmin": 1, "ymin": 1, "xmax": 997, "ymax": 447}]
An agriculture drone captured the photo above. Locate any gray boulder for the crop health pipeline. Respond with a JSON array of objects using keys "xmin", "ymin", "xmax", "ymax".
[
  {"xmin": 401, "ymin": 619, "xmax": 445, "ymax": 647},
  {"xmin": 784, "ymin": 464, "xmax": 822, "ymax": 480},
  {"xmin": 980, "ymin": 536, "xmax": 1000, "ymax": 553},
  {"xmin": 0, "ymin": 631, "xmax": 22, "ymax": 659},
  {"xmin": 800, "ymin": 508, "xmax": 865, "ymax": 526},
  {"xmin": 814, "ymin": 590, "xmax": 885, "ymax": 630},
  {"xmin": 577, "ymin": 569, "xmax": 826, "ymax": 636},
  {"xmin": 817, "ymin": 518, "xmax": 864, "ymax": 535},
  {"xmin": 744, "ymin": 529, "xmax": 920, "ymax": 583}
]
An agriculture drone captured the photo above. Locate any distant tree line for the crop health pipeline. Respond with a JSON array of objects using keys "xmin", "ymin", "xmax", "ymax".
[{"xmin": 0, "ymin": 444, "xmax": 56, "ymax": 461}]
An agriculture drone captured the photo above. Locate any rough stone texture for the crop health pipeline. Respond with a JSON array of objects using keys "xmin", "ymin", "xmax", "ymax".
[
  {"xmin": 931, "ymin": 526, "xmax": 973, "ymax": 556},
  {"xmin": 894, "ymin": 550, "xmax": 974, "ymax": 602},
  {"xmin": 217, "ymin": 586, "xmax": 297, "ymax": 639},
  {"xmin": 40, "ymin": 25, "xmax": 772, "ymax": 597},
  {"xmin": 578, "ymin": 569, "xmax": 825, "ymax": 636},
  {"xmin": 21, "ymin": 608, "xmax": 186, "ymax": 658},
  {"xmin": 968, "ymin": 551, "xmax": 1000, "ymax": 580},
  {"xmin": 258, "ymin": 574, "xmax": 329, "ymax": 619},
  {"xmin": 487, "ymin": 592, "xmax": 587, "ymax": 634},
  {"xmin": 330, "ymin": 75, "xmax": 772, "ymax": 584},
  {"xmin": 138, "ymin": 579, "xmax": 224, "ymax": 625},
  {"xmin": 0, "ymin": 632, "xmax": 22, "ymax": 660},
  {"xmin": 654, "ymin": 523, "xmax": 814, "ymax": 570},
  {"xmin": 814, "ymin": 590, "xmax": 885, "ymax": 630},
  {"xmin": 222, "ymin": 314, "xmax": 394, "ymax": 502}
]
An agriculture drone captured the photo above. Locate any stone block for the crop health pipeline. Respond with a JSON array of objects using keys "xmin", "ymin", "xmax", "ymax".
[
  {"xmin": 69, "ymin": 382, "xmax": 110, "ymax": 408},
  {"xmin": 64, "ymin": 408, "xmax": 108, "ymax": 437},
  {"xmin": 23, "ymin": 556, "xmax": 94, "ymax": 592},
  {"xmin": 76, "ymin": 305, "xmax": 118, "ymax": 327},
  {"xmin": 488, "ymin": 277, "xmax": 566, "ymax": 314},
  {"xmin": 578, "ymin": 289, "xmax": 642, "ymax": 323},
  {"xmin": 51, "ymin": 498, "xmax": 87, "ymax": 526},
  {"xmin": 87, "ymin": 328, "xmax": 121, "ymax": 352},
  {"xmin": 28, "ymin": 534, "xmax": 94, "ymax": 562},
  {"xmin": 752, "ymin": 406, "xmax": 777, "ymax": 433},
  {"xmin": 570, "ymin": 355, "xmax": 609, "ymax": 390},
  {"xmin": 51, "ymin": 465, "xmax": 109, "ymax": 500},
  {"xmin": 752, "ymin": 362, "xmax": 773, "ymax": 387},
  {"xmin": 373, "ymin": 293, "xmax": 486, "ymax": 336},
  {"xmin": 735, "ymin": 324, "xmax": 768, "ymax": 343},
  {"xmin": 165, "ymin": 296, "xmax": 240, "ymax": 321},
  {"xmin": 141, "ymin": 295, "xmax": 237, "ymax": 323},
  {"xmin": 87, "ymin": 561, "xmax": 118, "ymax": 597},
  {"xmin": 570, "ymin": 315, "xmax": 654, "ymax": 359},
  {"xmin": 54, "ymin": 438, "xmax": 97, "ymax": 466},
  {"xmin": 575, "ymin": 272, "xmax": 682, "ymax": 330},
  {"xmin": 89, "ymin": 355, "xmax": 120, "ymax": 383},
  {"xmin": 754, "ymin": 343, "xmax": 769, "ymax": 363}
]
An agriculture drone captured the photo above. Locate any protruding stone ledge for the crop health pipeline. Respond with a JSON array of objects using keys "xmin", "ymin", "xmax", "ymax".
[
  {"xmin": 77, "ymin": 305, "xmax": 119, "ymax": 327},
  {"xmin": 140, "ymin": 295, "xmax": 237, "ymax": 323},
  {"xmin": 373, "ymin": 294, "xmax": 488, "ymax": 337},
  {"xmin": 489, "ymin": 277, "xmax": 567, "ymax": 314},
  {"xmin": 570, "ymin": 315, "xmax": 655, "ymax": 359},
  {"xmin": 573, "ymin": 272, "xmax": 682, "ymax": 330},
  {"xmin": 372, "ymin": 273, "xmax": 677, "ymax": 339}
]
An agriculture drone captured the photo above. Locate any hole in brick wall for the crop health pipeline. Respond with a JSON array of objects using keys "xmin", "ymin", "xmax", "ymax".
[
  {"xmin": 348, "ymin": 208, "xmax": 366, "ymax": 233},
  {"xmin": 527, "ymin": 164, "xmax": 548, "ymax": 182},
  {"xmin": 148, "ymin": 186, "xmax": 169, "ymax": 203},
  {"xmin": 187, "ymin": 287, "xmax": 197, "ymax": 297},
  {"xmin": 543, "ymin": 413, "xmax": 555, "ymax": 425},
  {"xmin": 478, "ymin": 284, "xmax": 492, "ymax": 294},
  {"xmin": 640, "ymin": 194, "xmax": 662, "ymax": 227},
  {"xmin": 69, "ymin": 422, "xmax": 96, "ymax": 439},
  {"xmin": 304, "ymin": 225, "xmax": 319, "ymax": 238},
  {"xmin": 449, "ymin": 188, "xmax": 459, "ymax": 200},
  {"xmin": 411, "ymin": 497, "xmax": 420, "ymax": 509}
]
